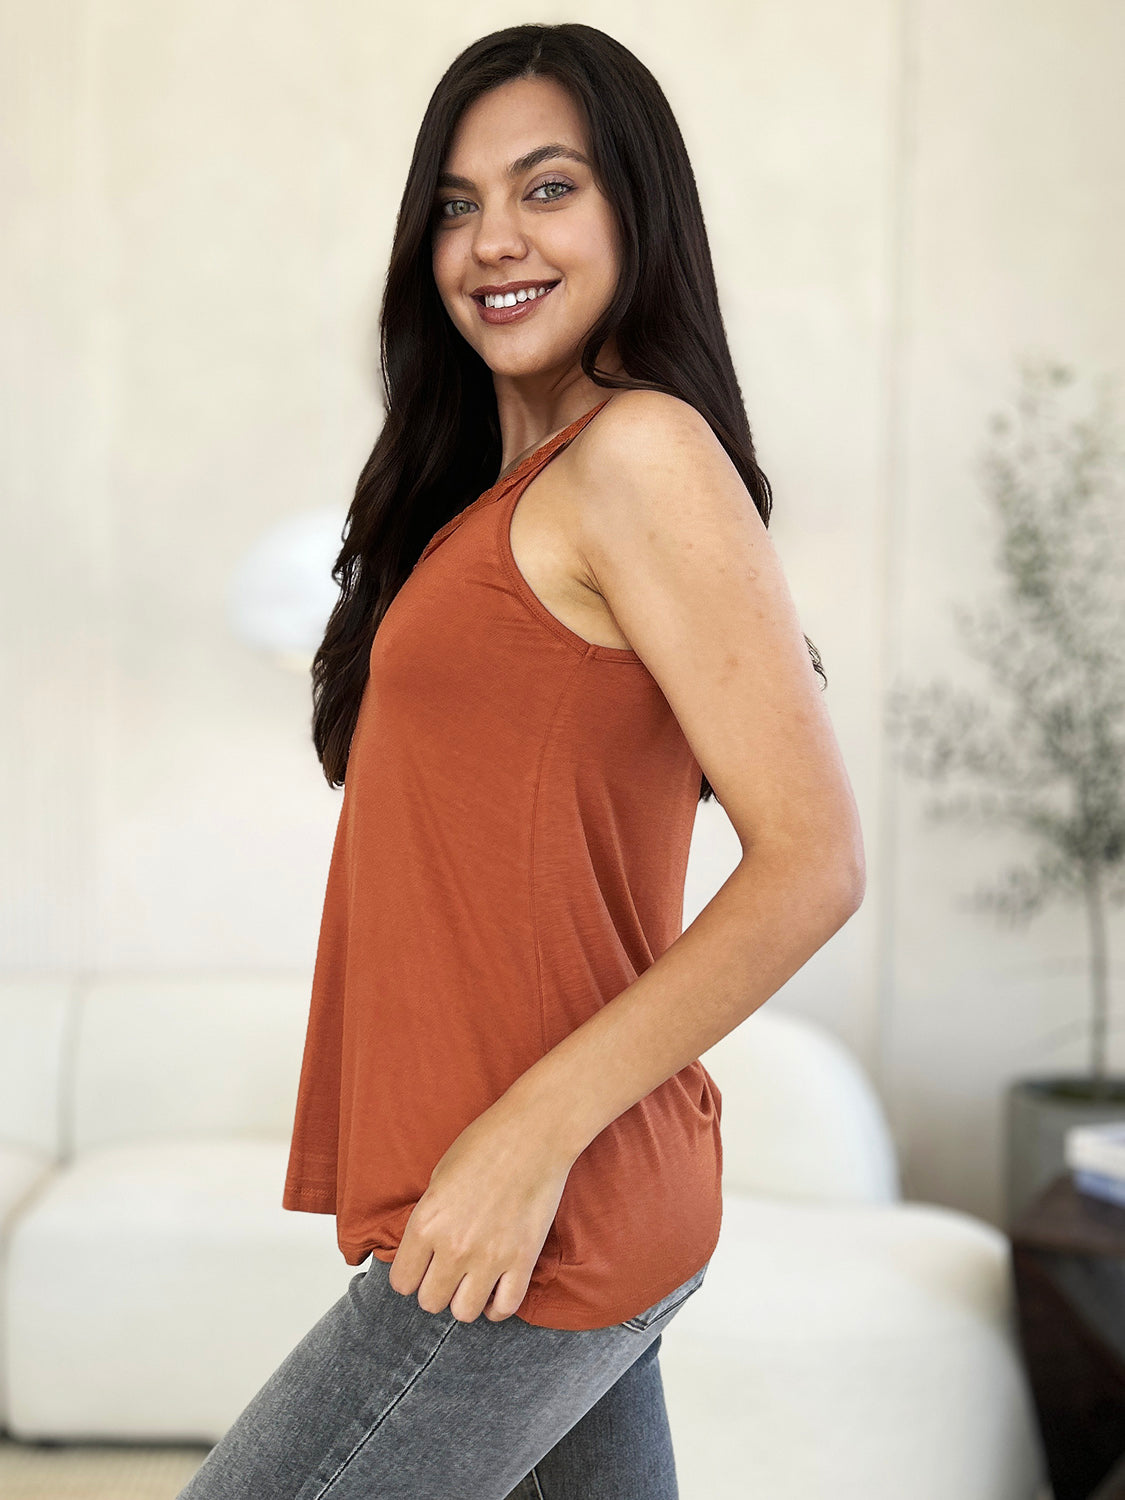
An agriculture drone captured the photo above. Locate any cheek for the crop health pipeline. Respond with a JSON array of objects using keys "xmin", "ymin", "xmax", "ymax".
[
  {"xmin": 561, "ymin": 208, "xmax": 618, "ymax": 280},
  {"xmin": 591, "ymin": 214, "xmax": 621, "ymax": 276},
  {"xmin": 431, "ymin": 238, "xmax": 460, "ymax": 300}
]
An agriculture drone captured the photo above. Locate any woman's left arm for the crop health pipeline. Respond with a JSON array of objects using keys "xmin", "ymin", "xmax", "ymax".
[{"xmin": 497, "ymin": 388, "xmax": 866, "ymax": 1160}]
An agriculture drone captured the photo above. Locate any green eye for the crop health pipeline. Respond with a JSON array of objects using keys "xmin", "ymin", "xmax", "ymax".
[
  {"xmin": 530, "ymin": 178, "xmax": 574, "ymax": 202},
  {"xmin": 436, "ymin": 178, "xmax": 574, "ymax": 220}
]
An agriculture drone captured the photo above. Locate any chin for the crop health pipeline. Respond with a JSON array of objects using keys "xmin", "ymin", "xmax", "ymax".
[{"xmin": 479, "ymin": 342, "xmax": 570, "ymax": 377}]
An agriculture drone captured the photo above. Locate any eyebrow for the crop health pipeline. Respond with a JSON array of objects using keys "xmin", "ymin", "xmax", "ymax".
[{"xmin": 435, "ymin": 143, "xmax": 591, "ymax": 193}]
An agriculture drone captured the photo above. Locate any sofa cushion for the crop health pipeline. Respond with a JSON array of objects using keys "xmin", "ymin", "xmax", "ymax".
[
  {"xmin": 661, "ymin": 1191, "xmax": 1042, "ymax": 1499},
  {"xmin": 0, "ymin": 979, "xmax": 72, "ymax": 1157},
  {"xmin": 72, "ymin": 976, "xmax": 311, "ymax": 1151},
  {"xmin": 5, "ymin": 1137, "xmax": 353, "ymax": 1440}
]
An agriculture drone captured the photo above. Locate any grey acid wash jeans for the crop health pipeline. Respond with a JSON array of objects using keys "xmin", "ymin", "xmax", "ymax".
[{"xmin": 175, "ymin": 1252, "xmax": 709, "ymax": 1500}]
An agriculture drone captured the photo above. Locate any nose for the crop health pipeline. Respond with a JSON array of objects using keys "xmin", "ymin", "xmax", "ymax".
[{"xmin": 470, "ymin": 203, "xmax": 531, "ymax": 267}]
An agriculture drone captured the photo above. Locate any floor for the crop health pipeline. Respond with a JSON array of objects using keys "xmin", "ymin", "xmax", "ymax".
[
  {"xmin": 0, "ymin": 1437, "xmax": 211, "ymax": 1499},
  {"xmin": 0, "ymin": 1437, "xmax": 1059, "ymax": 1500}
]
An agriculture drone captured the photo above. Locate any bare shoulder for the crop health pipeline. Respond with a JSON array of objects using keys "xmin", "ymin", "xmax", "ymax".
[
  {"xmin": 566, "ymin": 388, "xmax": 768, "ymax": 579},
  {"xmin": 576, "ymin": 389, "xmax": 731, "ymax": 481}
]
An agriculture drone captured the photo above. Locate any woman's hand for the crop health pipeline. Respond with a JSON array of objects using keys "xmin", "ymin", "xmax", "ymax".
[{"xmin": 388, "ymin": 1097, "xmax": 576, "ymax": 1323}]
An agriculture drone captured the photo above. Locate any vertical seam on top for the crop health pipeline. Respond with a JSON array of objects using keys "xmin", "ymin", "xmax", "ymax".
[
  {"xmin": 527, "ymin": 651, "xmax": 588, "ymax": 1059},
  {"xmin": 525, "ymin": 652, "xmax": 588, "ymax": 1281},
  {"xmin": 531, "ymin": 1464, "xmax": 548, "ymax": 1498}
]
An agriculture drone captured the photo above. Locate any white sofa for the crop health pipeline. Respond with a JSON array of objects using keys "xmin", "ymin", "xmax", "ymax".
[{"xmin": 0, "ymin": 974, "xmax": 1045, "ymax": 1498}]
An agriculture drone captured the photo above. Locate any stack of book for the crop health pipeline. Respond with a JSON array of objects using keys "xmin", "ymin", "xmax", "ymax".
[{"xmin": 1065, "ymin": 1119, "xmax": 1125, "ymax": 1207}]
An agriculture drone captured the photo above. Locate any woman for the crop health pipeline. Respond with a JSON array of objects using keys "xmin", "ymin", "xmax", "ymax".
[{"xmin": 179, "ymin": 22, "xmax": 864, "ymax": 1500}]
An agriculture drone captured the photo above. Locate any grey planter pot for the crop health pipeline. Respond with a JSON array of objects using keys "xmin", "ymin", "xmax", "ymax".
[{"xmin": 1005, "ymin": 1074, "xmax": 1125, "ymax": 1228}]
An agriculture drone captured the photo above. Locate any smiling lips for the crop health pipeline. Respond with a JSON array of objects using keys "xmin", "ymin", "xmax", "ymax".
[{"xmin": 472, "ymin": 280, "xmax": 561, "ymax": 326}]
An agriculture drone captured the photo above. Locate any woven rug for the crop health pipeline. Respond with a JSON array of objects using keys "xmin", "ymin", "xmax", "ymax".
[{"xmin": 0, "ymin": 1439, "xmax": 211, "ymax": 1499}]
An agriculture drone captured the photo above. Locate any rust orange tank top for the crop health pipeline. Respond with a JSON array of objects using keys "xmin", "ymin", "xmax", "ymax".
[{"xmin": 282, "ymin": 398, "xmax": 724, "ymax": 1330}]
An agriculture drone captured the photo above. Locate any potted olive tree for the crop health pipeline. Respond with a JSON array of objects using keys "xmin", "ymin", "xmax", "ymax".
[{"xmin": 884, "ymin": 358, "xmax": 1125, "ymax": 1228}]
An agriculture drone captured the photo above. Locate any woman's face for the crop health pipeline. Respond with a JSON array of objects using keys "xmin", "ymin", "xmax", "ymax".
[{"xmin": 431, "ymin": 75, "xmax": 622, "ymax": 386}]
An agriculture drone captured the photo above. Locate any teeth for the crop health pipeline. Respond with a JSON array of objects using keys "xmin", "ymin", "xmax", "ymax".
[{"xmin": 483, "ymin": 283, "xmax": 555, "ymax": 308}]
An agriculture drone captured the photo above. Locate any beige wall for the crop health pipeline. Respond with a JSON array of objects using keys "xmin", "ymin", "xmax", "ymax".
[{"xmin": 2, "ymin": 0, "xmax": 1122, "ymax": 1228}]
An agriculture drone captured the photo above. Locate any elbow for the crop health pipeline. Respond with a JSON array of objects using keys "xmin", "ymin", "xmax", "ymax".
[
  {"xmin": 810, "ymin": 836, "xmax": 865, "ymax": 923},
  {"xmin": 740, "ymin": 834, "xmax": 866, "ymax": 920},
  {"xmin": 838, "ymin": 844, "xmax": 866, "ymax": 917}
]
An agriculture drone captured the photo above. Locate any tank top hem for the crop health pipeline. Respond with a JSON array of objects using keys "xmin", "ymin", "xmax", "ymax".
[
  {"xmin": 282, "ymin": 1182, "xmax": 336, "ymax": 1212},
  {"xmin": 516, "ymin": 1218, "xmax": 722, "ymax": 1330},
  {"xmin": 338, "ymin": 1225, "xmax": 721, "ymax": 1333}
]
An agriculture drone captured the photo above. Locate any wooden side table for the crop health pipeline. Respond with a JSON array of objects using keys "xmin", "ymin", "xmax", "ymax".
[{"xmin": 1009, "ymin": 1172, "xmax": 1125, "ymax": 1500}]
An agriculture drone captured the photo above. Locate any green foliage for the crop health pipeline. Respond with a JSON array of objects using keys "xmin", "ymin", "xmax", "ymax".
[{"xmin": 884, "ymin": 357, "xmax": 1125, "ymax": 1078}]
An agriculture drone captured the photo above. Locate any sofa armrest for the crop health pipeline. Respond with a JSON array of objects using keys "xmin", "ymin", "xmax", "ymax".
[{"xmin": 702, "ymin": 1007, "xmax": 900, "ymax": 1204}]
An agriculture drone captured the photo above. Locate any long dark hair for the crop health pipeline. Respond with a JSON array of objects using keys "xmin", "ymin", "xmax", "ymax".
[{"xmin": 312, "ymin": 22, "xmax": 826, "ymax": 800}]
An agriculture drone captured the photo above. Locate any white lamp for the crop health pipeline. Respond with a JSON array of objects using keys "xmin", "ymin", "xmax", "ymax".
[{"xmin": 227, "ymin": 506, "xmax": 347, "ymax": 672}]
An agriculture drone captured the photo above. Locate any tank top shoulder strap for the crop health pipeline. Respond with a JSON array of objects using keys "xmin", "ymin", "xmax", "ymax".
[
  {"xmin": 501, "ymin": 397, "xmax": 612, "ymax": 493},
  {"xmin": 417, "ymin": 398, "xmax": 613, "ymax": 566}
]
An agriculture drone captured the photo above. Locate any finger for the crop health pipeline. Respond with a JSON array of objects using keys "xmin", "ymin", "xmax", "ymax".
[
  {"xmin": 484, "ymin": 1269, "xmax": 529, "ymax": 1322},
  {"xmin": 388, "ymin": 1236, "xmax": 431, "ymax": 1298},
  {"xmin": 447, "ymin": 1273, "xmax": 493, "ymax": 1324},
  {"xmin": 415, "ymin": 1261, "xmax": 465, "ymax": 1318}
]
